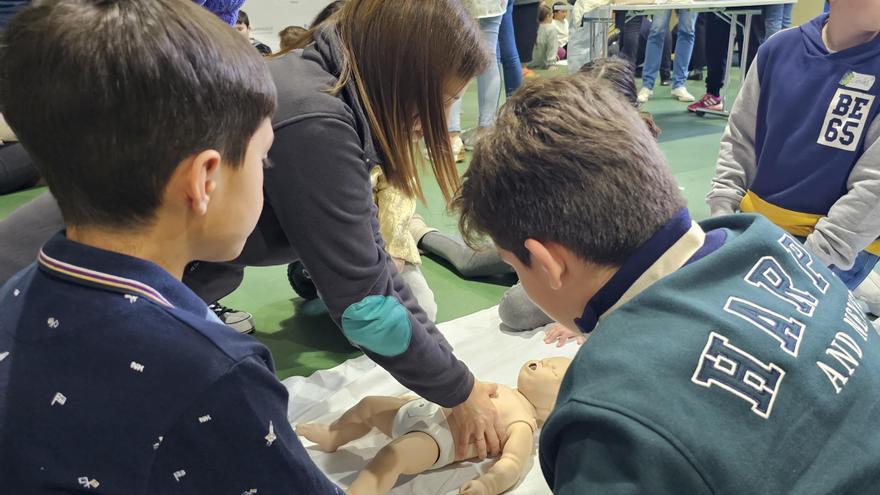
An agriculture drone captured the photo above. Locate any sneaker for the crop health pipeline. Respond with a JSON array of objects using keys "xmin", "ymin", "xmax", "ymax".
[
  {"xmin": 687, "ymin": 93, "xmax": 724, "ymax": 113},
  {"xmin": 451, "ymin": 135, "xmax": 466, "ymax": 163},
  {"xmin": 660, "ymin": 79, "xmax": 672, "ymax": 87},
  {"xmin": 671, "ymin": 86, "xmax": 696, "ymax": 102},
  {"xmin": 408, "ymin": 213, "xmax": 439, "ymax": 246},
  {"xmin": 287, "ymin": 261, "xmax": 319, "ymax": 301},
  {"xmin": 853, "ymin": 270, "xmax": 880, "ymax": 317},
  {"xmin": 637, "ymin": 87, "xmax": 653, "ymax": 103},
  {"xmin": 209, "ymin": 303, "xmax": 256, "ymax": 334}
]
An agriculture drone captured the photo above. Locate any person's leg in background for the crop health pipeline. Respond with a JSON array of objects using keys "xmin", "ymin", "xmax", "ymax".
[
  {"xmin": 498, "ymin": 282, "xmax": 553, "ymax": 332},
  {"xmin": 782, "ymin": 3, "xmax": 794, "ymax": 29},
  {"xmin": 477, "ymin": 14, "xmax": 503, "ymax": 128},
  {"xmin": 416, "ymin": 231, "xmax": 512, "ymax": 278},
  {"xmin": 764, "ymin": 4, "xmax": 784, "ymax": 39},
  {"xmin": 689, "ymin": 13, "xmax": 707, "ymax": 80},
  {"xmin": 447, "ymin": 96, "xmax": 465, "ymax": 162},
  {"xmin": 498, "ymin": 0, "xmax": 523, "ymax": 96},
  {"xmin": 688, "ymin": 12, "xmax": 727, "ymax": 112},
  {"xmin": 639, "ymin": 9, "xmax": 673, "ymax": 101},
  {"xmin": 669, "ymin": 9, "xmax": 697, "ymax": 102},
  {"xmin": 615, "ymin": 12, "xmax": 643, "ymax": 63},
  {"xmin": 660, "ymin": 28, "xmax": 673, "ymax": 86},
  {"xmin": 637, "ymin": 16, "xmax": 651, "ymax": 70},
  {"xmin": 513, "ymin": 1, "xmax": 540, "ymax": 73}
]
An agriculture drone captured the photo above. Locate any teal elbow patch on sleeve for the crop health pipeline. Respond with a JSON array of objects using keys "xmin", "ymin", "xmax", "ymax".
[{"xmin": 342, "ymin": 295, "xmax": 412, "ymax": 357}]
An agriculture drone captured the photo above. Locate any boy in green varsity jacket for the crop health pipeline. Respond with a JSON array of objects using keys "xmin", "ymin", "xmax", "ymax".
[{"xmin": 456, "ymin": 74, "xmax": 880, "ymax": 493}]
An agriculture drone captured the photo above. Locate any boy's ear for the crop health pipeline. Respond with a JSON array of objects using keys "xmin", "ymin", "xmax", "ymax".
[
  {"xmin": 524, "ymin": 238, "xmax": 567, "ymax": 290},
  {"xmin": 183, "ymin": 150, "xmax": 222, "ymax": 216}
]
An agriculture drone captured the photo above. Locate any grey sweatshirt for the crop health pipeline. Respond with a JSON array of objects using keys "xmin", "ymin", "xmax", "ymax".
[
  {"xmin": 236, "ymin": 27, "xmax": 474, "ymax": 407},
  {"xmin": 707, "ymin": 15, "xmax": 880, "ymax": 270}
]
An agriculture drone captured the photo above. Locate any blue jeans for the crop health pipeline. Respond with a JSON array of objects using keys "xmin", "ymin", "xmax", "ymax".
[
  {"xmin": 498, "ymin": 0, "xmax": 522, "ymax": 96},
  {"xmin": 764, "ymin": 3, "xmax": 795, "ymax": 38},
  {"xmin": 642, "ymin": 9, "xmax": 697, "ymax": 90},
  {"xmin": 831, "ymin": 250, "xmax": 880, "ymax": 290},
  {"xmin": 448, "ymin": 14, "xmax": 503, "ymax": 131}
]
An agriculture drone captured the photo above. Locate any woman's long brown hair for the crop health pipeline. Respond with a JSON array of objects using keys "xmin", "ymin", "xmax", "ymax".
[{"xmin": 334, "ymin": 0, "xmax": 488, "ymax": 202}]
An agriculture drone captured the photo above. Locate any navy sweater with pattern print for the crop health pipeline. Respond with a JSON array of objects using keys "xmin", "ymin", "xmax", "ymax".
[{"xmin": 0, "ymin": 233, "xmax": 341, "ymax": 494}]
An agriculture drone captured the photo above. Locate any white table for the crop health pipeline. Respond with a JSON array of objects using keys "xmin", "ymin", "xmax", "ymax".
[{"xmin": 579, "ymin": 0, "xmax": 796, "ymax": 117}]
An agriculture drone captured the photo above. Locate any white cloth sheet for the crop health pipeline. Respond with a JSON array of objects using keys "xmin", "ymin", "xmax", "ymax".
[{"xmin": 283, "ymin": 307, "xmax": 580, "ymax": 494}]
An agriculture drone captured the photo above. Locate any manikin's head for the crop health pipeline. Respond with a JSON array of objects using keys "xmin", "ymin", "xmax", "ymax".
[{"xmin": 517, "ymin": 357, "xmax": 572, "ymax": 423}]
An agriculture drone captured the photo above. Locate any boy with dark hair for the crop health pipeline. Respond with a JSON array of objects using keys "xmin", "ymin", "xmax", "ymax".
[
  {"xmin": 457, "ymin": 74, "xmax": 880, "ymax": 492},
  {"xmin": 0, "ymin": 0, "xmax": 339, "ymax": 492},
  {"xmin": 236, "ymin": 9, "xmax": 272, "ymax": 55},
  {"xmin": 707, "ymin": 0, "xmax": 880, "ymax": 310}
]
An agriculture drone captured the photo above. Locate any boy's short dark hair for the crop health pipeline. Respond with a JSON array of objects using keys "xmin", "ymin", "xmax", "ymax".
[
  {"xmin": 0, "ymin": 0, "xmax": 276, "ymax": 228},
  {"xmin": 236, "ymin": 9, "xmax": 249, "ymax": 27},
  {"xmin": 456, "ymin": 74, "xmax": 685, "ymax": 267}
]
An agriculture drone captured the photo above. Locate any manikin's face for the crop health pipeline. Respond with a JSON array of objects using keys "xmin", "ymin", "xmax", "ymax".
[{"xmin": 517, "ymin": 357, "xmax": 572, "ymax": 413}]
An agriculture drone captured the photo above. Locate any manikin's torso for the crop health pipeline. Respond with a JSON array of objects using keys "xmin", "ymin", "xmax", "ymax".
[{"xmin": 442, "ymin": 385, "xmax": 538, "ymax": 462}]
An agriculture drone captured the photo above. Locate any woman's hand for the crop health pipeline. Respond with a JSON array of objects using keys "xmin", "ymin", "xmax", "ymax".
[
  {"xmin": 450, "ymin": 380, "xmax": 505, "ymax": 460},
  {"xmin": 543, "ymin": 323, "xmax": 586, "ymax": 347}
]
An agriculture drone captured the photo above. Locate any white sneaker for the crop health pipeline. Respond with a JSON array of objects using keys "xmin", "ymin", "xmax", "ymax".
[
  {"xmin": 671, "ymin": 86, "xmax": 696, "ymax": 102},
  {"xmin": 637, "ymin": 87, "xmax": 653, "ymax": 103},
  {"xmin": 853, "ymin": 270, "xmax": 880, "ymax": 317}
]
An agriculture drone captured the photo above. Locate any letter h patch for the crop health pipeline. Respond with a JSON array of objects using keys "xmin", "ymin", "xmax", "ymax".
[{"xmin": 692, "ymin": 332, "xmax": 785, "ymax": 419}]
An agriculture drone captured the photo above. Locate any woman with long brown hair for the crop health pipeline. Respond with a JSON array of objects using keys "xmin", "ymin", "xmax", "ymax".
[{"xmin": 233, "ymin": 0, "xmax": 507, "ymax": 459}]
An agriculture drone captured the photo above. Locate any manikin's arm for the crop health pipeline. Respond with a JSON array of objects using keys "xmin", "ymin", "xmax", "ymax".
[{"xmin": 459, "ymin": 422, "xmax": 534, "ymax": 495}]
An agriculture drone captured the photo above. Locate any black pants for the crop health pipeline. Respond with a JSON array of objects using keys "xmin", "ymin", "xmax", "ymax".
[
  {"xmin": 705, "ymin": 10, "xmax": 765, "ymax": 96},
  {"xmin": 686, "ymin": 13, "xmax": 707, "ymax": 70},
  {"xmin": 615, "ymin": 13, "xmax": 671, "ymax": 80},
  {"xmin": 0, "ymin": 143, "xmax": 40, "ymax": 195},
  {"xmin": 513, "ymin": 2, "xmax": 540, "ymax": 64}
]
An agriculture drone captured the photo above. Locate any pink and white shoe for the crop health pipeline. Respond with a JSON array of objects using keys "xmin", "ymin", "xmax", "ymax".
[{"xmin": 688, "ymin": 93, "xmax": 723, "ymax": 113}]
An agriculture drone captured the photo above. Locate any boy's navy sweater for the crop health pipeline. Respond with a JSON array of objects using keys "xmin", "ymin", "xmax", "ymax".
[{"xmin": 0, "ymin": 234, "xmax": 342, "ymax": 493}]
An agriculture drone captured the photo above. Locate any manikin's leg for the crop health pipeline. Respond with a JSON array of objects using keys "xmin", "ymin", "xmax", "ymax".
[
  {"xmin": 348, "ymin": 432, "xmax": 440, "ymax": 495},
  {"xmin": 297, "ymin": 396, "xmax": 407, "ymax": 452}
]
